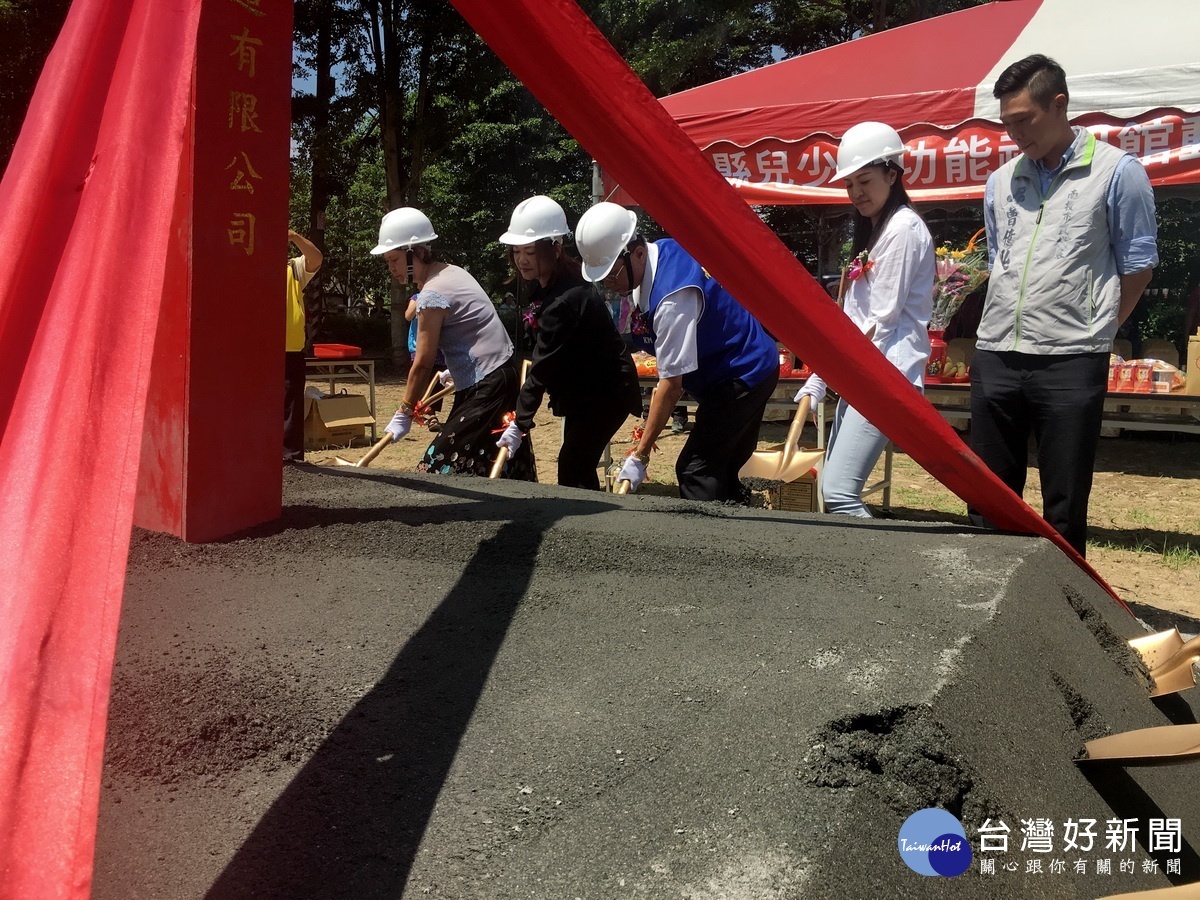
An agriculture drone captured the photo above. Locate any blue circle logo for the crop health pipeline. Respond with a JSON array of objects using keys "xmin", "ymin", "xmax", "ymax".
[{"xmin": 898, "ymin": 808, "xmax": 972, "ymax": 877}]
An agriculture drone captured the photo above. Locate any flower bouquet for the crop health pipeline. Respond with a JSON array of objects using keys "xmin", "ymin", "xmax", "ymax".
[{"xmin": 930, "ymin": 228, "xmax": 989, "ymax": 332}]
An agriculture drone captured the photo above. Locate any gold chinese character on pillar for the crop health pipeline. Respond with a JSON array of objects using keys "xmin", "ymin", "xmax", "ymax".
[
  {"xmin": 225, "ymin": 152, "xmax": 263, "ymax": 193},
  {"xmin": 229, "ymin": 0, "xmax": 265, "ymax": 16},
  {"xmin": 228, "ymin": 213, "xmax": 256, "ymax": 255},
  {"xmin": 230, "ymin": 27, "xmax": 263, "ymax": 77},
  {"xmin": 228, "ymin": 91, "xmax": 263, "ymax": 133}
]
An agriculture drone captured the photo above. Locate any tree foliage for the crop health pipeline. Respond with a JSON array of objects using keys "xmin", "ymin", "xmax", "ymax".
[
  {"xmin": 284, "ymin": 0, "xmax": 1199, "ymax": 352},
  {"xmin": 1, "ymin": 2, "xmax": 1193, "ymax": 350}
]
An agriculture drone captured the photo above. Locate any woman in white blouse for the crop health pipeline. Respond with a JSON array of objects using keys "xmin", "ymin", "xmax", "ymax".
[{"xmin": 796, "ymin": 122, "xmax": 934, "ymax": 516}]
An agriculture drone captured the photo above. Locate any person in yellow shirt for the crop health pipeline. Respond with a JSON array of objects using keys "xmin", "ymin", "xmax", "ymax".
[{"xmin": 285, "ymin": 228, "xmax": 323, "ymax": 464}]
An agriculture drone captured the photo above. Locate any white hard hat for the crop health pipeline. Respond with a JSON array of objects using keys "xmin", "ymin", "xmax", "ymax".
[
  {"xmin": 498, "ymin": 195, "xmax": 570, "ymax": 245},
  {"xmin": 370, "ymin": 207, "xmax": 438, "ymax": 255},
  {"xmin": 833, "ymin": 121, "xmax": 906, "ymax": 181},
  {"xmin": 575, "ymin": 202, "xmax": 639, "ymax": 282}
]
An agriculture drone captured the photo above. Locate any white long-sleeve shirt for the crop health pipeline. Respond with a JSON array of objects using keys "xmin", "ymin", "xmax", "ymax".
[
  {"xmin": 842, "ymin": 205, "xmax": 934, "ymax": 386},
  {"xmin": 797, "ymin": 206, "xmax": 934, "ymax": 405}
]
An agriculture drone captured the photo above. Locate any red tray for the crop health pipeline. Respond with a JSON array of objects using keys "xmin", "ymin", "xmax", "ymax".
[{"xmin": 313, "ymin": 343, "xmax": 362, "ymax": 359}]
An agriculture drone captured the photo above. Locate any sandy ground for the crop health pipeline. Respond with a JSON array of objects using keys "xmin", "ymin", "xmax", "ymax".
[
  {"xmin": 307, "ymin": 374, "xmax": 1200, "ymax": 619},
  {"xmin": 97, "ymin": 462, "xmax": 1200, "ymax": 898}
]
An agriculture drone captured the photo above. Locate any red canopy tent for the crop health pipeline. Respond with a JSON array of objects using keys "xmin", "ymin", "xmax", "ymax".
[{"xmin": 614, "ymin": 0, "xmax": 1200, "ymax": 205}]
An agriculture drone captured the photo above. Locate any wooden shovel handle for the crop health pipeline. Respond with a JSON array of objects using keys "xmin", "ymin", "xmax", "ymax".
[
  {"xmin": 418, "ymin": 374, "xmax": 440, "ymax": 406},
  {"xmin": 356, "ymin": 433, "xmax": 394, "ymax": 468},
  {"xmin": 487, "ymin": 359, "xmax": 533, "ymax": 481},
  {"xmin": 784, "ymin": 395, "xmax": 812, "ymax": 455},
  {"xmin": 420, "ymin": 383, "xmax": 455, "ymax": 408},
  {"xmin": 489, "ymin": 446, "xmax": 511, "ymax": 479}
]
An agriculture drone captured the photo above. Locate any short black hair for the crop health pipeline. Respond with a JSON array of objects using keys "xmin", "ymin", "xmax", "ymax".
[{"xmin": 993, "ymin": 54, "xmax": 1068, "ymax": 106}]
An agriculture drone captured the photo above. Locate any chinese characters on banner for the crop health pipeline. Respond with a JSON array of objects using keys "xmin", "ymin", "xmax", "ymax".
[
  {"xmin": 226, "ymin": 1, "xmax": 267, "ymax": 254},
  {"xmin": 975, "ymin": 816, "xmax": 1183, "ymax": 878},
  {"xmin": 705, "ymin": 113, "xmax": 1200, "ymax": 204}
]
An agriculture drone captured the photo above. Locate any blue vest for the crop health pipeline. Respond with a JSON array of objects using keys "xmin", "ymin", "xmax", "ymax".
[{"xmin": 638, "ymin": 240, "xmax": 777, "ymax": 397}]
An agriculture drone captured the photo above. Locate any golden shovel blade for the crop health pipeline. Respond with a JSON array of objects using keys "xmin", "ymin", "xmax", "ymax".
[
  {"xmin": 1148, "ymin": 637, "xmax": 1200, "ymax": 698},
  {"xmin": 740, "ymin": 446, "xmax": 824, "ymax": 483},
  {"xmin": 1130, "ymin": 628, "xmax": 1185, "ymax": 671},
  {"xmin": 739, "ymin": 394, "xmax": 823, "ymax": 483},
  {"xmin": 1078, "ymin": 723, "xmax": 1200, "ymax": 766},
  {"xmin": 1096, "ymin": 881, "xmax": 1200, "ymax": 898},
  {"xmin": 1129, "ymin": 628, "xmax": 1200, "ymax": 697}
]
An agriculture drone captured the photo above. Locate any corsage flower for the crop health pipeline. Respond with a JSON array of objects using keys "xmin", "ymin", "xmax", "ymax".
[
  {"xmin": 630, "ymin": 307, "xmax": 651, "ymax": 336},
  {"xmin": 522, "ymin": 299, "xmax": 542, "ymax": 329},
  {"xmin": 847, "ymin": 249, "xmax": 874, "ymax": 281}
]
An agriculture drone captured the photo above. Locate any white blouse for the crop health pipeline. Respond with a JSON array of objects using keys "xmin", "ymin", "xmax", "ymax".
[{"xmin": 843, "ymin": 205, "xmax": 934, "ymax": 385}]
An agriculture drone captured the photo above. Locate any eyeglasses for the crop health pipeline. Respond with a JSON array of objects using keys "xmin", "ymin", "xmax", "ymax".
[
  {"xmin": 602, "ymin": 255, "xmax": 635, "ymax": 295},
  {"xmin": 603, "ymin": 260, "xmax": 626, "ymax": 285}
]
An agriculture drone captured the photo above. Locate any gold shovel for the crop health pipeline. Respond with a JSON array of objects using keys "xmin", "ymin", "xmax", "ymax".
[
  {"xmin": 489, "ymin": 360, "xmax": 533, "ymax": 479},
  {"xmin": 340, "ymin": 382, "xmax": 456, "ymax": 469},
  {"xmin": 1096, "ymin": 883, "xmax": 1200, "ymax": 899},
  {"xmin": 738, "ymin": 395, "xmax": 824, "ymax": 483},
  {"xmin": 1129, "ymin": 628, "xmax": 1200, "ymax": 697},
  {"xmin": 1078, "ymin": 723, "xmax": 1200, "ymax": 766}
]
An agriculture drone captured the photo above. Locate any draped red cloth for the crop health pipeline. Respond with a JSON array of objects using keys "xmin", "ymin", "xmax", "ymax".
[
  {"xmin": 0, "ymin": 1, "xmax": 201, "ymax": 896},
  {"xmin": 447, "ymin": 0, "xmax": 1126, "ymax": 606}
]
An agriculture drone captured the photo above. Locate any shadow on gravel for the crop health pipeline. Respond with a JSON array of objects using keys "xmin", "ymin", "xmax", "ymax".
[{"xmin": 206, "ymin": 478, "xmax": 612, "ymax": 900}]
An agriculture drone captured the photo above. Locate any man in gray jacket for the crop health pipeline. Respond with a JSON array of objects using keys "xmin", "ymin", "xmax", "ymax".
[{"xmin": 968, "ymin": 54, "xmax": 1158, "ymax": 556}]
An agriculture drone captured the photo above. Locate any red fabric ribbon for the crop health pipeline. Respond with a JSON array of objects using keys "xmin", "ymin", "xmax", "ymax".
[
  {"xmin": 492, "ymin": 410, "xmax": 517, "ymax": 434},
  {"xmin": 413, "ymin": 402, "xmax": 436, "ymax": 425},
  {"xmin": 0, "ymin": 1, "xmax": 204, "ymax": 895},
  {"xmin": 629, "ymin": 424, "xmax": 659, "ymax": 452}
]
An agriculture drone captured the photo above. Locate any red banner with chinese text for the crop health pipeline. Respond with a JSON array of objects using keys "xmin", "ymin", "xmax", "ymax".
[{"xmin": 615, "ymin": 112, "xmax": 1200, "ymax": 206}]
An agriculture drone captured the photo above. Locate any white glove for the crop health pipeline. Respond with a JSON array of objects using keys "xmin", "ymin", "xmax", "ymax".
[
  {"xmin": 618, "ymin": 454, "xmax": 648, "ymax": 492},
  {"xmin": 496, "ymin": 421, "xmax": 524, "ymax": 454},
  {"xmin": 436, "ymin": 369, "xmax": 454, "ymax": 388},
  {"xmin": 385, "ymin": 410, "xmax": 412, "ymax": 442},
  {"xmin": 793, "ymin": 373, "xmax": 827, "ymax": 406}
]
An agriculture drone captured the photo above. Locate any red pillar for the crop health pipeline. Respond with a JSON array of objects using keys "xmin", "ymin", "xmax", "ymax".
[{"xmin": 135, "ymin": 0, "xmax": 292, "ymax": 542}]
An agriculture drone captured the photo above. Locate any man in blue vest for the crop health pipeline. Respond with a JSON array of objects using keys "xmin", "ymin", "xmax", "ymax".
[
  {"xmin": 575, "ymin": 202, "xmax": 779, "ymax": 502},
  {"xmin": 969, "ymin": 54, "xmax": 1158, "ymax": 555}
]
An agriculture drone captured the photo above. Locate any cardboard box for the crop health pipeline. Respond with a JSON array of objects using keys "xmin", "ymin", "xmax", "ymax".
[
  {"xmin": 1187, "ymin": 331, "xmax": 1200, "ymax": 396},
  {"xmin": 303, "ymin": 393, "xmax": 374, "ymax": 449},
  {"xmin": 770, "ymin": 474, "xmax": 818, "ymax": 512}
]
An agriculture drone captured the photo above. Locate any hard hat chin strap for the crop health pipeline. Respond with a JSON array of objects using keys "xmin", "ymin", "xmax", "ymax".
[
  {"xmin": 622, "ymin": 249, "xmax": 634, "ymax": 296},
  {"xmin": 406, "ymin": 248, "xmax": 415, "ymax": 285}
]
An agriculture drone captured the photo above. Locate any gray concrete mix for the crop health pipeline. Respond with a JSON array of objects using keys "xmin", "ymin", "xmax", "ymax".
[{"xmin": 93, "ymin": 466, "xmax": 1200, "ymax": 898}]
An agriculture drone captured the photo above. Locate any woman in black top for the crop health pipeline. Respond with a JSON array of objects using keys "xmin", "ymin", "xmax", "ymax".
[{"xmin": 495, "ymin": 196, "xmax": 641, "ymax": 489}]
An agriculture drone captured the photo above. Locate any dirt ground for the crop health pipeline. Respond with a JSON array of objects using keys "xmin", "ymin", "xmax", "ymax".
[{"xmin": 305, "ymin": 373, "xmax": 1200, "ymax": 621}]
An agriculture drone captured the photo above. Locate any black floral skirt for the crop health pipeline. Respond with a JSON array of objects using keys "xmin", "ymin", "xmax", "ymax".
[{"xmin": 418, "ymin": 360, "xmax": 537, "ymax": 481}]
